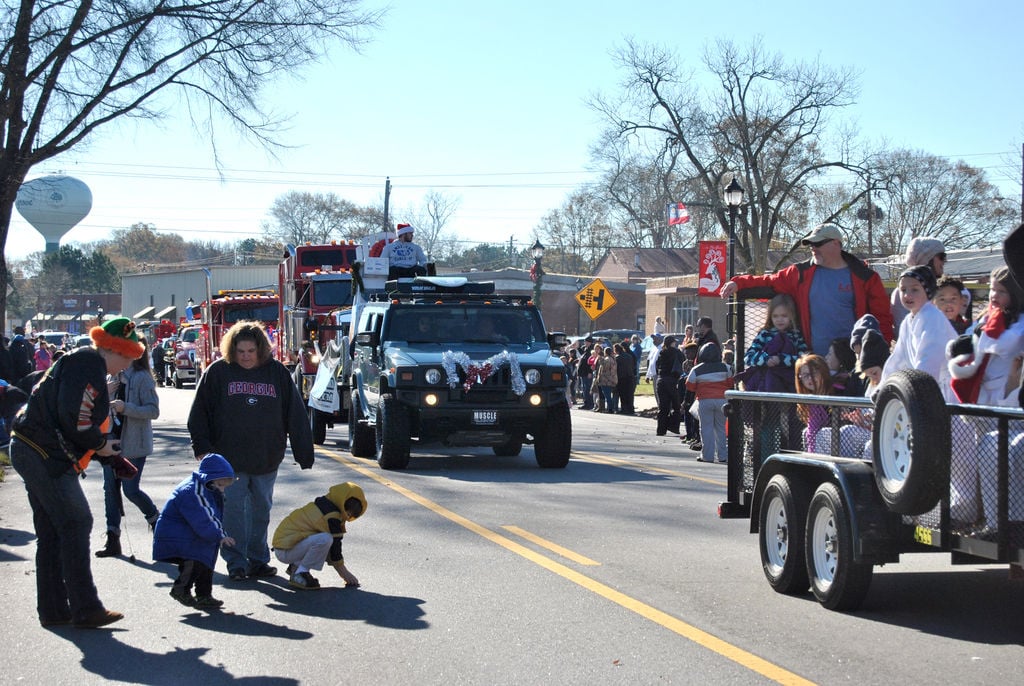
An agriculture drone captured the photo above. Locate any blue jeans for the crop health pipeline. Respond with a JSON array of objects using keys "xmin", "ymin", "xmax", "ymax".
[
  {"xmin": 10, "ymin": 439, "xmax": 106, "ymax": 624},
  {"xmin": 220, "ymin": 470, "xmax": 278, "ymax": 574},
  {"xmin": 101, "ymin": 457, "xmax": 158, "ymax": 532}
]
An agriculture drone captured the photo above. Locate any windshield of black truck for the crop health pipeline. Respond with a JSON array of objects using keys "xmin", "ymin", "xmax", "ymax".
[{"xmin": 387, "ymin": 306, "xmax": 545, "ymax": 345}]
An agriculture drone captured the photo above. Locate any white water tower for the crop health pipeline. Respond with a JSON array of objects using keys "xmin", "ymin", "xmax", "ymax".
[{"xmin": 15, "ymin": 175, "xmax": 93, "ymax": 253}]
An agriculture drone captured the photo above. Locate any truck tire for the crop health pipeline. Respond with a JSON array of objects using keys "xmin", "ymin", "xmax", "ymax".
[
  {"xmin": 174, "ymin": 371, "xmax": 183, "ymax": 389},
  {"xmin": 533, "ymin": 402, "xmax": 571, "ymax": 468},
  {"xmin": 348, "ymin": 394, "xmax": 376, "ymax": 458},
  {"xmin": 759, "ymin": 474, "xmax": 810, "ymax": 595},
  {"xmin": 493, "ymin": 435, "xmax": 523, "ymax": 457},
  {"xmin": 805, "ymin": 482, "xmax": 873, "ymax": 611},
  {"xmin": 871, "ymin": 369, "xmax": 950, "ymax": 515},
  {"xmin": 376, "ymin": 393, "xmax": 411, "ymax": 470},
  {"xmin": 309, "ymin": 406, "xmax": 327, "ymax": 445}
]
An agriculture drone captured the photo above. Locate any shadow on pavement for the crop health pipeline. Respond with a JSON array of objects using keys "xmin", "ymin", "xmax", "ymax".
[{"xmin": 52, "ymin": 628, "xmax": 301, "ymax": 685}]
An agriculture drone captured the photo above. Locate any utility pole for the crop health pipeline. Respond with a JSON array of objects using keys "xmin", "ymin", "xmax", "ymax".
[
  {"xmin": 866, "ymin": 176, "xmax": 873, "ymax": 258},
  {"xmin": 383, "ymin": 177, "xmax": 391, "ymax": 232}
]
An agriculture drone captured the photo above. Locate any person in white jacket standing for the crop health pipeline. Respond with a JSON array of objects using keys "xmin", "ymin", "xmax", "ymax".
[{"xmin": 95, "ymin": 337, "xmax": 161, "ymax": 558}]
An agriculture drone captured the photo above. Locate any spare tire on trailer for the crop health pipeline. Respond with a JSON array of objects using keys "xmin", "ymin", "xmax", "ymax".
[{"xmin": 871, "ymin": 369, "xmax": 950, "ymax": 515}]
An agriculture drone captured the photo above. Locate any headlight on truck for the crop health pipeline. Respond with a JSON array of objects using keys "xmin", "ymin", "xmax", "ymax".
[
  {"xmin": 524, "ymin": 369, "xmax": 541, "ymax": 385},
  {"xmin": 425, "ymin": 368, "xmax": 442, "ymax": 385}
]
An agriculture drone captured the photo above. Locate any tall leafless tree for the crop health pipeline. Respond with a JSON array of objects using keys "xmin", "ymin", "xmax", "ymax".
[
  {"xmin": 590, "ymin": 38, "xmax": 862, "ymax": 273},
  {"xmin": 262, "ymin": 191, "xmax": 363, "ymax": 245},
  {"xmin": 535, "ymin": 189, "xmax": 612, "ymax": 274},
  {"xmin": 0, "ymin": 0, "xmax": 383, "ymax": 328},
  {"xmin": 397, "ymin": 190, "xmax": 461, "ymax": 260},
  {"xmin": 861, "ymin": 150, "xmax": 1015, "ymax": 256}
]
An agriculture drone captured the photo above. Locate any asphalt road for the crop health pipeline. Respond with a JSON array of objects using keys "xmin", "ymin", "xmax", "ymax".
[{"xmin": 1, "ymin": 386, "xmax": 1022, "ymax": 685}]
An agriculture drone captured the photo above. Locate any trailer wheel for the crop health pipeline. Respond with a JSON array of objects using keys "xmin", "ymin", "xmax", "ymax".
[
  {"xmin": 309, "ymin": 406, "xmax": 327, "ymax": 445},
  {"xmin": 872, "ymin": 369, "xmax": 950, "ymax": 515},
  {"xmin": 759, "ymin": 475, "xmax": 810, "ymax": 595},
  {"xmin": 533, "ymin": 402, "xmax": 571, "ymax": 468},
  {"xmin": 493, "ymin": 435, "xmax": 523, "ymax": 457},
  {"xmin": 805, "ymin": 482, "xmax": 873, "ymax": 611},
  {"xmin": 376, "ymin": 393, "xmax": 410, "ymax": 470},
  {"xmin": 348, "ymin": 394, "xmax": 375, "ymax": 458}
]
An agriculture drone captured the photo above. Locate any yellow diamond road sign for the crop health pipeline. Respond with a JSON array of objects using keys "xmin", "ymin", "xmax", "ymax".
[{"xmin": 575, "ymin": 278, "xmax": 617, "ymax": 321}]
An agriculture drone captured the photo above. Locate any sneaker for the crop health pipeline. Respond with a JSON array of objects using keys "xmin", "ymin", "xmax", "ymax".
[
  {"xmin": 689, "ymin": 442, "xmax": 702, "ymax": 451},
  {"xmin": 247, "ymin": 563, "xmax": 278, "ymax": 578},
  {"xmin": 73, "ymin": 609, "xmax": 123, "ymax": 629},
  {"xmin": 228, "ymin": 569, "xmax": 248, "ymax": 582},
  {"xmin": 288, "ymin": 571, "xmax": 321, "ymax": 590},
  {"xmin": 193, "ymin": 595, "xmax": 224, "ymax": 609},
  {"xmin": 170, "ymin": 588, "xmax": 196, "ymax": 606}
]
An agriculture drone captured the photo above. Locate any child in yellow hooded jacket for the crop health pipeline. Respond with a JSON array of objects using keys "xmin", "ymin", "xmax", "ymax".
[{"xmin": 271, "ymin": 482, "xmax": 366, "ymax": 590}]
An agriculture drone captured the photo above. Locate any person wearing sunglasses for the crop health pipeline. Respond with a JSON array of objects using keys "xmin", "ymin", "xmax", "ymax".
[
  {"xmin": 890, "ymin": 236, "xmax": 947, "ymax": 336},
  {"xmin": 720, "ymin": 223, "xmax": 893, "ymax": 356}
]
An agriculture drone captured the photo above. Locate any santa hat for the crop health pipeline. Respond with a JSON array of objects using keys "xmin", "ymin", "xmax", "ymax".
[
  {"xmin": 396, "ymin": 223, "xmax": 415, "ymax": 237},
  {"xmin": 90, "ymin": 317, "xmax": 145, "ymax": 359}
]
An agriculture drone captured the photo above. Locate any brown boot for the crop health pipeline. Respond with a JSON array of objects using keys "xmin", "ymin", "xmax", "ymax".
[{"xmin": 94, "ymin": 531, "xmax": 121, "ymax": 558}]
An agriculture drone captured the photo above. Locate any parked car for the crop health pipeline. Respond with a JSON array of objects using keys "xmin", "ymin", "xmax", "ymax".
[
  {"xmin": 584, "ymin": 329, "xmax": 641, "ymax": 346},
  {"xmin": 36, "ymin": 330, "xmax": 70, "ymax": 349}
]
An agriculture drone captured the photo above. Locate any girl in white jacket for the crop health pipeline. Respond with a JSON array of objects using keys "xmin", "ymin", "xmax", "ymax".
[{"xmin": 947, "ymin": 267, "xmax": 1024, "ymax": 530}]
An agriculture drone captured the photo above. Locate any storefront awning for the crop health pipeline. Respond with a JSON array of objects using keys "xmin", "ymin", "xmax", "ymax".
[
  {"xmin": 155, "ymin": 306, "xmax": 177, "ymax": 320},
  {"xmin": 133, "ymin": 306, "xmax": 156, "ymax": 320}
]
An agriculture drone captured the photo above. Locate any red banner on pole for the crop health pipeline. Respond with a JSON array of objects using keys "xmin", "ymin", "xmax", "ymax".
[{"xmin": 698, "ymin": 241, "xmax": 727, "ymax": 296}]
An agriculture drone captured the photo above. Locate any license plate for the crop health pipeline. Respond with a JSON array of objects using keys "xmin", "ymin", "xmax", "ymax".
[{"xmin": 473, "ymin": 410, "xmax": 498, "ymax": 425}]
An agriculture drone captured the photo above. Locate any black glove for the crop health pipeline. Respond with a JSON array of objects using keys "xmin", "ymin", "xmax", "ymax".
[
  {"xmin": 111, "ymin": 455, "xmax": 139, "ymax": 480},
  {"xmin": 948, "ymin": 334, "xmax": 974, "ymax": 359}
]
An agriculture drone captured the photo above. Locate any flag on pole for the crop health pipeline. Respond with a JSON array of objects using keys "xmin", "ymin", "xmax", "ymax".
[{"xmin": 667, "ymin": 202, "xmax": 690, "ymax": 226}]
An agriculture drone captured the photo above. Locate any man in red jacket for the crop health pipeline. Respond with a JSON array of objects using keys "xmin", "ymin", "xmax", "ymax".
[{"xmin": 720, "ymin": 223, "xmax": 893, "ymax": 355}]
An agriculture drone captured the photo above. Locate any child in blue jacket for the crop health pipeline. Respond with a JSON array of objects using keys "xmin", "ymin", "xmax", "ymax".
[{"xmin": 153, "ymin": 453, "xmax": 236, "ymax": 608}]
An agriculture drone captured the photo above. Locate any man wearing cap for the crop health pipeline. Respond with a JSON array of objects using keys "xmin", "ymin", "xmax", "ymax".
[
  {"xmin": 382, "ymin": 223, "xmax": 428, "ymax": 278},
  {"xmin": 720, "ymin": 223, "xmax": 893, "ymax": 356},
  {"xmin": 891, "ymin": 236, "xmax": 946, "ymax": 335},
  {"xmin": 9, "ymin": 318, "xmax": 145, "ymax": 629}
]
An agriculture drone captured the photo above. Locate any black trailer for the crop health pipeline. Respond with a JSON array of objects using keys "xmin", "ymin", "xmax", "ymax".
[{"xmin": 719, "ymin": 370, "xmax": 1024, "ymax": 611}]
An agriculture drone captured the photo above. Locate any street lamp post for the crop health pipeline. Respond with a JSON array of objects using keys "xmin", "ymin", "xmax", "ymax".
[
  {"xmin": 531, "ymin": 240, "xmax": 545, "ymax": 312},
  {"xmin": 724, "ymin": 177, "xmax": 745, "ymax": 280}
]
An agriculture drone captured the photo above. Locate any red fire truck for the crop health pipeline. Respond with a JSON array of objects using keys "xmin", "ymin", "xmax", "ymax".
[
  {"xmin": 277, "ymin": 242, "xmax": 358, "ymax": 369},
  {"xmin": 194, "ymin": 289, "xmax": 280, "ymax": 372}
]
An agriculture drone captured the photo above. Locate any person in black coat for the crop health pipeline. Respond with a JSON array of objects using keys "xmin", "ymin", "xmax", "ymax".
[
  {"xmin": 655, "ymin": 336, "xmax": 683, "ymax": 435},
  {"xmin": 614, "ymin": 343, "xmax": 636, "ymax": 415},
  {"xmin": 8, "ymin": 327, "xmax": 33, "ymax": 384}
]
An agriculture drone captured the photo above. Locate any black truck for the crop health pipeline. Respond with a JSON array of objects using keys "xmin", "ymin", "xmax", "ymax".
[{"xmin": 347, "ymin": 277, "xmax": 572, "ymax": 470}]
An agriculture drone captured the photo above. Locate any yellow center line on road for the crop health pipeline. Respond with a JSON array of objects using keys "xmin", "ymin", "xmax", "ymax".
[
  {"xmin": 573, "ymin": 451, "xmax": 728, "ymax": 487},
  {"xmin": 501, "ymin": 525, "xmax": 600, "ymax": 566},
  {"xmin": 319, "ymin": 446, "xmax": 813, "ymax": 686}
]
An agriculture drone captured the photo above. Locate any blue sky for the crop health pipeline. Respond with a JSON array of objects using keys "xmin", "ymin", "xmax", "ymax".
[{"xmin": 8, "ymin": 0, "xmax": 1023, "ymax": 261}]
